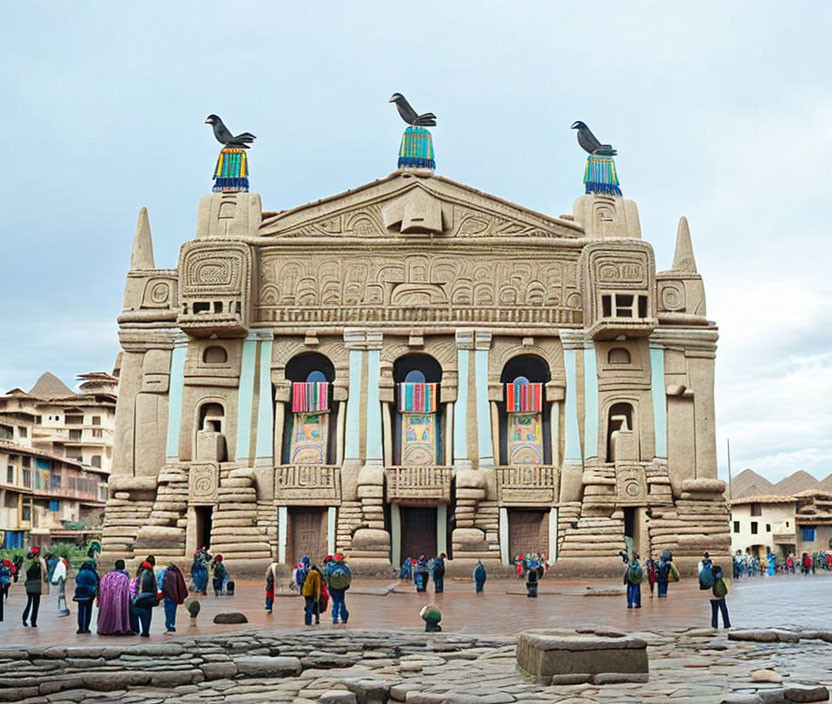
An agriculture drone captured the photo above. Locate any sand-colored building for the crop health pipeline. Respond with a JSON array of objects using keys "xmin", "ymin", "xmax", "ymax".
[
  {"xmin": 0, "ymin": 371, "xmax": 116, "ymax": 547},
  {"xmin": 730, "ymin": 490, "xmax": 832, "ymax": 559},
  {"xmin": 103, "ymin": 128, "xmax": 728, "ymax": 574}
]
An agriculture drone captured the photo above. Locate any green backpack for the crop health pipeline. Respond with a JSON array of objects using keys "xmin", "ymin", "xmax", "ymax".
[
  {"xmin": 328, "ymin": 562, "xmax": 352, "ymax": 590},
  {"xmin": 628, "ymin": 563, "xmax": 644, "ymax": 584}
]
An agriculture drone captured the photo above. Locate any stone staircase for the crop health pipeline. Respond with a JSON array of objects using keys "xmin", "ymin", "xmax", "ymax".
[
  {"xmin": 558, "ymin": 514, "xmax": 626, "ymax": 558},
  {"xmin": 132, "ymin": 465, "xmax": 188, "ymax": 558},
  {"xmin": 209, "ymin": 467, "xmax": 272, "ymax": 567}
]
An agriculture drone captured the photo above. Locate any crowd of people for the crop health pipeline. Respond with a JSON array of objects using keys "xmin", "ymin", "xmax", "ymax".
[
  {"xmin": 732, "ymin": 550, "xmax": 832, "ymax": 578},
  {"xmin": 287, "ymin": 553, "xmax": 352, "ymax": 625},
  {"xmin": 398, "ymin": 553, "xmax": 490, "ymax": 595}
]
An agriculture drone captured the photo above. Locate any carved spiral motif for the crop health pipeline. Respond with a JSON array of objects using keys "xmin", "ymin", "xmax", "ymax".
[
  {"xmin": 150, "ymin": 282, "xmax": 170, "ymax": 304},
  {"xmin": 660, "ymin": 283, "xmax": 684, "ymax": 311},
  {"xmin": 193, "ymin": 475, "xmax": 215, "ymax": 496}
]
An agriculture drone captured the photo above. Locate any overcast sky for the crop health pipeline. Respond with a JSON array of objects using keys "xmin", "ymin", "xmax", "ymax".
[{"xmin": 2, "ymin": 3, "xmax": 830, "ymax": 483}]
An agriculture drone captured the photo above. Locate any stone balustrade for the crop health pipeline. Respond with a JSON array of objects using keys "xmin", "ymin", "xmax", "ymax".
[
  {"xmin": 385, "ymin": 465, "xmax": 453, "ymax": 503},
  {"xmin": 495, "ymin": 465, "xmax": 557, "ymax": 505}
]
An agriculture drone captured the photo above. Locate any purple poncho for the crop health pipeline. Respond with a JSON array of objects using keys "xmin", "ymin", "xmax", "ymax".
[{"xmin": 97, "ymin": 570, "xmax": 131, "ymax": 635}]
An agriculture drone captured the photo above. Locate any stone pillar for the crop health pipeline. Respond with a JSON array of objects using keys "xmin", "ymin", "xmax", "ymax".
[
  {"xmin": 235, "ymin": 332, "xmax": 272, "ymax": 466},
  {"xmin": 454, "ymin": 329, "xmax": 493, "ymax": 470},
  {"xmin": 499, "ymin": 507, "xmax": 509, "ymax": 565},
  {"xmin": 254, "ymin": 336, "xmax": 274, "ymax": 468},
  {"xmin": 277, "ymin": 505, "xmax": 288, "ymax": 565},
  {"xmin": 453, "ymin": 330, "xmax": 473, "ymax": 471},
  {"xmin": 165, "ymin": 335, "xmax": 188, "ymax": 463},
  {"xmin": 583, "ymin": 345, "xmax": 599, "ymax": 462},
  {"xmin": 650, "ymin": 344, "xmax": 668, "ymax": 459},
  {"xmin": 559, "ymin": 330, "xmax": 584, "ymax": 502}
]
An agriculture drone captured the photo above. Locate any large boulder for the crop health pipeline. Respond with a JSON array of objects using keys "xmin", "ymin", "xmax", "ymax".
[
  {"xmin": 351, "ymin": 528, "xmax": 391, "ymax": 550},
  {"xmin": 451, "ymin": 528, "xmax": 487, "ymax": 551},
  {"xmin": 133, "ymin": 526, "xmax": 184, "ymax": 549},
  {"xmin": 213, "ymin": 612, "xmax": 248, "ymax": 624}
]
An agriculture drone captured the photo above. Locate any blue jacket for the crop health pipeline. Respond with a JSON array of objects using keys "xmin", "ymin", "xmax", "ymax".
[{"xmin": 73, "ymin": 565, "xmax": 99, "ymax": 601}]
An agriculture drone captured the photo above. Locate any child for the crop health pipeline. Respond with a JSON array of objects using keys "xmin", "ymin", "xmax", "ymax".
[{"xmin": 710, "ymin": 564, "xmax": 731, "ymax": 629}]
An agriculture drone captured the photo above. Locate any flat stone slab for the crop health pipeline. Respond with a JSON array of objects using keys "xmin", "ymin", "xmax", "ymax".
[{"xmin": 516, "ymin": 629, "xmax": 648, "ymax": 684}]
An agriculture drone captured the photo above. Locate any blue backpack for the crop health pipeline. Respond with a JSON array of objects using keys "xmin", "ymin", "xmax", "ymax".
[
  {"xmin": 699, "ymin": 562, "xmax": 714, "ymax": 590},
  {"xmin": 328, "ymin": 562, "xmax": 352, "ymax": 590},
  {"xmin": 295, "ymin": 566, "xmax": 309, "ymax": 589}
]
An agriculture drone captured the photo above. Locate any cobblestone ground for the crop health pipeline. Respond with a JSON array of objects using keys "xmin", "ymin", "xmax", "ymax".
[{"xmin": 0, "ymin": 574, "xmax": 831, "ymax": 702}]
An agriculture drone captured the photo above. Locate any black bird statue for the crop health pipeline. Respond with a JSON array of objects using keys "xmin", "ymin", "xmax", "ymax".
[
  {"xmin": 389, "ymin": 93, "xmax": 437, "ymax": 127},
  {"xmin": 205, "ymin": 114, "xmax": 256, "ymax": 149},
  {"xmin": 571, "ymin": 121, "xmax": 617, "ymax": 156}
]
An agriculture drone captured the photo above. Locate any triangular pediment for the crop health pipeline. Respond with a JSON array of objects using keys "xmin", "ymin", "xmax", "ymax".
[{"xmin": 258, "ymin": 172, "xmax": 583, "ymax": 240}]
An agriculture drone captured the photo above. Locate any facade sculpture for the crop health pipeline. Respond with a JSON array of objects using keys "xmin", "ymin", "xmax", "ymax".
[{"xmin": 103, "ymin": 123, "xmax": 729, "ymax": 575}]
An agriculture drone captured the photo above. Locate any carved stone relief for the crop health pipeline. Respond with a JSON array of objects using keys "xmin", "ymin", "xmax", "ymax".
[
  {"xmin": 257, "ymin": 247, "xmax": 582, "ymax": 327},
  {"xmin": 189, "ymin": 462, "xmax": 219, "ymax": 505}
]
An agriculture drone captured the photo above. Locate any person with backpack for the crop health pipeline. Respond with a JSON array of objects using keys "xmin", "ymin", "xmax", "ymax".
[
  {"xmin": 0, "ymin": 560, "xmax": 10, "ymax": 622},
  {"xmin": 710, "ymin": 564, "xmax": 731, "ymax": 629},
  {"xmin": 624, "ymin": 553, "xmax": 644, "ymax": 608},
  {"xmin": 132, "ymin": 560, "xmax": 160, "ymax": 637},
  {"xmin": 73, "ymin": 560, "xmax": 99, "ymax": 634},
  {"xmin": 473, "ymin": 560, "xmax": 487, "ymax": 594},
  {"xmin": 432, "ymin": 553, "xmax": 446, "ymax": 594},
  {"xmin": 698, "ymin": 552, "xmax": 714, "ymax": 592},
  {"xmin": 301, "ymin": 564, "xmax": 323, "ymax": 626},
  {"xmin": 191, "ymin": 550, "xmax": 209, "ymax": 595},
  {"xmin": 22, "ymin": 548, "xmax": 47, "ymax": 627},
  {"xmin": 328, "ymin": 553, "xmax": 351, "ymax": 625},
  {"xmin": 211, "ymin": 554, "xmax": 228, "ymax": 596},
  {"xmin": 413, "ymin": 555, "xmax": 429, "ymax": 592},
  {"xmin": 161, "ymin": 563, "xmax": 188, "ymax": 633},
  {"xmin": 656, "ymin": 555, "xmax": 672, "ymax": 598},
  {"xmin": 295, "ymin": 556, "xmax": 311, "ymax": 593}
]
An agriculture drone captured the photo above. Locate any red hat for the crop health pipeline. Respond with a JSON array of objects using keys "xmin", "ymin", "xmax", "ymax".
[
  {"xmin": 141, "ymin": 561, "xmax": 152, "ymax": 569},
  {"xmin": 215, "ymin": 554, "xmax": 223, "ymax": 562},
  {"xmin": 334, "ymin": 553, "xmax": 345, "ymax": 562}
]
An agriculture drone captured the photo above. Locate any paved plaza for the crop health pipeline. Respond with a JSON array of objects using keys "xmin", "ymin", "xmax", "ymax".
[{"xmin": 2, "ymin": 574, "xmax": 832, "ymax": 702}]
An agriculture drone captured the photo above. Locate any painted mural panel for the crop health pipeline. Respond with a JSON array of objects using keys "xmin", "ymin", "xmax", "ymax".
[
  {"xmin": 507, "ymin": 412, "xmax": 543, "ymax": 464},
  {"xmin": 401, "ymin": 413, "xmax": 437, "ymax": 466},
  {"xmin": 290, "ymin": 412, "xmax": 329, "ymax": 464}
]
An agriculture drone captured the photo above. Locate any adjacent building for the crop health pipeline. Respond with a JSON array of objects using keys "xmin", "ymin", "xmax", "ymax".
[
  {"xmin": 0, "ymin": 371, "xmax": 116, "ymax": 548},
  {"xmin": 730, "ymin": 490, "xmax": 832, "ymax": 559},
  {"xmin": 104, "ymin": 128, "xmax": 728, "ymax": 574}
]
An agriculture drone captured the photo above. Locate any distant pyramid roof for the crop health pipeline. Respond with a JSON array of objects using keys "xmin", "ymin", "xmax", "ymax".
[
  {"xmin": 773, "ymin": 470, "xmax": 820, "ymax": 495},
  {"xmin": 819, "ymin": 474, "xmax": 832, "ymax": 492},
  {"xmin": 29, "ymin": 372, "xmax": 74, "ymax": 399},
  {"xmin": 731, "ymin": 469, "xmax": 774, "ymax": 499}
]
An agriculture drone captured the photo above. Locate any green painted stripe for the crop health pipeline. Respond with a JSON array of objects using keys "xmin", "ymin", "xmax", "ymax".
[{"xmin": 165, "ymin": 344, "xmax": 187, "ymax": 460}]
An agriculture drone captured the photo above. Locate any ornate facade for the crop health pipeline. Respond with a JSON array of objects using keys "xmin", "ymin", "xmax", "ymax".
[{"xmin": 104, "ymin": 150, "xmax": 729, "ymax": 574}]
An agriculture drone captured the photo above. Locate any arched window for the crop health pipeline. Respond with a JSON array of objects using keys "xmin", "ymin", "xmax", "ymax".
[
  {"xmin": 499, "ymin": 355, "xmax": 551, "ymax": 466},
  {"xmin": 283, "ymin": 353, "xmax": 336, "ymax": 465},
  {"xmin": 203, "ymin": 346, "xmax": 228, "ymax": 364},
  {"xmin": 199, "ymin": 403, "xmax": 225, "ymax": 433},
  {"xmin": 606, "ymin": 402, "xmax": 634, "ymax": 462},
  {"xmin": 608, "ymin": 348, "xmax": 631, "ymax": 365},
  {"xmin": 394, "ymin": 354, "xmax": 442, "ymax": 466}
]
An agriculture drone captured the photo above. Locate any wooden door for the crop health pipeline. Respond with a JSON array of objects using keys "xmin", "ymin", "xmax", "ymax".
[
  {"xmin": 509, "ymin": 509, "xmax": 549, "ymax": 558},
  {"xmin": 400, "ymin": 507, "xmax": 437, "ymax": 560},
  {"xmin": 288, "ymin": 507, "xmax": 326, "ymax": 566}
]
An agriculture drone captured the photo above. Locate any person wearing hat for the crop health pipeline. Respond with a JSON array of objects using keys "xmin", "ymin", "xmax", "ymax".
[
  {"xmin": 413, "ymin": 555, "xmax": 429, "ymax": 592},
  {"xmin": 191, "ymin": 550, "xmax": 209, "ymax": 595},
  {"xmin": 327, "ymin": 553, "xmax": 352, "ymax": 625},
  {"xmin": 211, "ymin": 554, "xmax": 228, "ymax": 596}
]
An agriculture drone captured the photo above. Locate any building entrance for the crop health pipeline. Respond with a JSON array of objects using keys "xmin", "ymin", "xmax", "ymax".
[
  {"xmin": 508, "ymin": 509, "xmax": 549, "ymax": 558},
  {"xmin": 288, "ymin": 507, "xmax": 327, "ymax": 566},
  {"xmin": 195, "ymin": 506, "xmax": 212, "ymax": 551},
  {"xmin": 400, "ymin": 506, "xmax": 437, "ymax": 559}
]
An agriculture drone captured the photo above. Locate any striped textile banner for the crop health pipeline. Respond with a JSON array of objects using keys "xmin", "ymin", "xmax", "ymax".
[
  {"xmin": 583, "ymin": 154, "xmax": 621, "ymax": 196},
  {"xmin": 292, "ymin": 382, "xmax": 329, "ymax": 413},
  {"xmin": 398, "ymin": 382, "xmax": 438, "ymax": 413},
  {"xmin": 505, "ymin": 383, "xmax": 543, "ymax": 413}
]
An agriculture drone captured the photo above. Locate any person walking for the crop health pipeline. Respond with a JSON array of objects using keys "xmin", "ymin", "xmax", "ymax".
[
  {"xmin": 133, "ymin": 561, "xmax": 159, "ymax": 637},
  {"xmin": 190, "ymin": 551, "xmax": 209, "ymax": 595},
  {"xmin": 0, "ymin": 559, "xmax": 10, "ymax": 622},
  {"xmin": 73, "ymin": 561, "xmax": 99, "ymax": 634},
  {"xmin": 22, "ymin": 549, "xmax": 47, "ymax": 627},
  {"xmin": 413, "ymin": 555, "xmax": 429, "ymax": 592},
  {"xmin": 656, "ymin": 556, "xmax": 671, "ymax": 598},
  {"xmin": 646, "ymin": 555, "xmax": 658, "ymax": 596},
  {"xmin": 294, "ymin": 556, "xmax": 311, "ymax": 593},
  {"xmin": 624, "ymin": 553, "xmax": 643, "ymax": 609},
  {"xmin": 473, "ymin": 560, "xmax": 487, "ymax": 594},
  {"xmin": 710, "ymin": 564, "xmax": 731, "ymax": 629},
  {"xmin": 98, "ymin": 560, "xmax": 132, "ymax": 635},
  {"xmin": 301, "ymin": 564, "xmax": 323, "ymax": 626},
  {"xmin": 265, "ymin": 558, "xmax": 280, "ymax": 614},
  {"xmin": 432, "ymin": 553, "xmax": 446, "ymax": 594},
  {"xmin": 327, "ymin": 553, "xmax": 351, "ymax": 625},
  {"xmin": 161, "ymin": 563, "xmax": 188, "ymax": 633},
  {"xmin": 51, "ymin": 556, "xmax": 71, "ymax": 617},
  {"xmin": 211, "ymin": 555, "xmax": 228, "ymax": 596}
]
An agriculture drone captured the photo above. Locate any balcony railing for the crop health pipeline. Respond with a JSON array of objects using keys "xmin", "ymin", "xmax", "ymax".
[
  {"xmin": 275, "ymin": 465, "xmax": 341, "ymax": 505},
  {"xmin": 385, "ymin": 466, "xmax": 453, "ymax": 503},
  {"xmin": 495, "ymin": 465, "xmax": 557, "ymax": 505}
]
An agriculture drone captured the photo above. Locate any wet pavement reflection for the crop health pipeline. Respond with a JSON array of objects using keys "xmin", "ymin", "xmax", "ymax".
[{"xmin": 1, "ymin": 572, "xmax": 830, "ymax": 646}]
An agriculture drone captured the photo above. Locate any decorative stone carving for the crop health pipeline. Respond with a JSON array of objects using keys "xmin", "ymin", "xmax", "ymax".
[
  {"xmin": 275, "ymin": 465, "xmax": 341, "ymax": 505},
  {"xmin": 256, "ymin": 247, "xmax": 582, "ymax": 328},
  {"xmin": 495, "ymin": 466, "xmax": 557, "ymax": 505},
  {"xmin": 189, "ymin": 462, "xmax": 219, "ymax": 505},
  {"xmin": 616, "ymin": 464, "xmax": 648, "ymax": 505},
  {"xmin": 385, "ymin": 466, "xmax": 453, "ymax": 503}
]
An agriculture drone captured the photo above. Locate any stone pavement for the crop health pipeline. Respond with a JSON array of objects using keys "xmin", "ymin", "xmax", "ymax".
[{"xmin": 1, "ymin": 574, "xmax": 832, "ymax": 702}]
